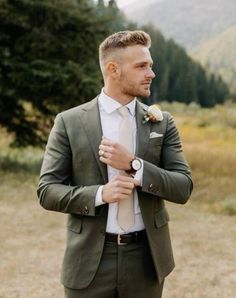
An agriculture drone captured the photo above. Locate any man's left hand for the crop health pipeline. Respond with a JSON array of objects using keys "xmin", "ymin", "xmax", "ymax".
[{"xmin": 99, "ymin": 137, "xmax": 134, "ymax": 170}]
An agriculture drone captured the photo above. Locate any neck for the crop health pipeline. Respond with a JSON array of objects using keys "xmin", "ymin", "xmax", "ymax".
[{"xmin": 103, "ymin": 86, "xmax": 135, "ymax": 106}]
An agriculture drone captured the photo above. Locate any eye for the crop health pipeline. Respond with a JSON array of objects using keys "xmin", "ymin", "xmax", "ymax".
[
  {"xmin": 137, "ymin": 63, "xmax": 148, "ymax": 69},
  {"xmin": 136, "ymin": 63, "xmax": 153, "ymax": 69}
]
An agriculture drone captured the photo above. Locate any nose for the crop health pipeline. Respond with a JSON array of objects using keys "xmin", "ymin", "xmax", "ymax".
[{"xmin": 146, "ymin": 68, "xmax": 156, "ymax": 79}]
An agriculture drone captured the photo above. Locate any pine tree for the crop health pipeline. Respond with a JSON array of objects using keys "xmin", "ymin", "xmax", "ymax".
[
  {"xmin": 0, "ymin": 0, "xmax": 109, "ymax": 146},
  {"xmin": 0, "ymin": 1, "xmax": 230, "ymax": 146}
]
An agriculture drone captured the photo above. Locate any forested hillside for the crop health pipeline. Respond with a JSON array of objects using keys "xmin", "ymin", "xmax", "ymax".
[
  {"xmin": 123, "ymin": 0, "xmax": 236, "ymax": 51},
  {"xmin": 122, "ymin": 0, "xmax": 236, "ymax": 96},
  {"xmin": 192, "ymin": 26, "xmax": 236, "ymax": 94},
  {"xmin": 0, "ymin": 0, "xmax": 229, "ymax": 146}
]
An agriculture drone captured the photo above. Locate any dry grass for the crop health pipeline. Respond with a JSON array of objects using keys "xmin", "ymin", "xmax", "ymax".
[
  {"xmin": 181, "ymin": 122, "xmax": 236, "ymax": 214},
  {"xmin": 0, "ymin": 102, "xmax": 236, "ymax": 297},
  {"xmin": 1, "ymin": 176, "xmax": 236, "ymax": 297},
  {"xmin": 0, "ymin": 172, "xmax": 65, "ymax": 298},
  {"xmin": 162, "ymin": 101, "xmax": 236, "ymax": 215}
]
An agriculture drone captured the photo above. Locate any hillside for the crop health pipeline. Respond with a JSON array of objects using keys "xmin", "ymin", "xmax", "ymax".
[
  {"xmin": 191, "ymin": 26, "xmax": 236, "ymax": 94},
  {"xmin": 122, "ymin": 0, "xmax": 236, "ymax": 94},
  {"xmin": 123, "ymin": 0, "xmax": 236, "ymax": 51}
]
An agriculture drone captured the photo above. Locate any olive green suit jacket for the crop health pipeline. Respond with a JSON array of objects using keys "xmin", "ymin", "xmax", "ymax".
[{"xmin": 37, "ymin": 97, "xmax": 193, "ymax": 290}]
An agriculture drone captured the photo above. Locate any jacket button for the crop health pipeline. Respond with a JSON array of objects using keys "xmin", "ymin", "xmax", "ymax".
[
  {"xmin": 148, "ymin": 184, "xmax": 159, "ymax": 193},
  {"xmin": 149, "ymin": 184, "xmax": 153, "ymax": 191}
]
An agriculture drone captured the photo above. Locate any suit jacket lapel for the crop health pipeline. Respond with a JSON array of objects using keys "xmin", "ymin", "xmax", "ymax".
[
  {"xmin": 79, "ymin": 97, "xmax": 108, "ymax": 183},
  {"xmin": 79, "ymin": 98, "xmax": 150, "ymax": 182},
  {"xmin": 135, "ymin": 101, "xmax": 151, "ymax": 159}
]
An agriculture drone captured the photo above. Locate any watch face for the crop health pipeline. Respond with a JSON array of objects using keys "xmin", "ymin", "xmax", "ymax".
[{"xmin": 132, "ymin": 159, "xmax": 141, "ymax": 171}]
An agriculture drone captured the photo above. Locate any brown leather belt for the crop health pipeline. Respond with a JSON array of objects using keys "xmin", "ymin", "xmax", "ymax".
[{"xmin": 105, "ymin": 230, "xmax": 147, "ymax": 245}]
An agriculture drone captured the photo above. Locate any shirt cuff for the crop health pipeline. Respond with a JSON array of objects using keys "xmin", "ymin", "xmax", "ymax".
[
  {"xmin": 95, "ymin": 185, "xmax": 105, "ymax": 207},
  {"xmin": 134, "ymin": 158, "xmax": 143, "ymax": 186}
]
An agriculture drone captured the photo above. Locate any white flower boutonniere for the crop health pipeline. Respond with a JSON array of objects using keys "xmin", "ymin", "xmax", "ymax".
[{"xmin": 143, "ymin": 104, "xmax": 163, "ymax": 124}]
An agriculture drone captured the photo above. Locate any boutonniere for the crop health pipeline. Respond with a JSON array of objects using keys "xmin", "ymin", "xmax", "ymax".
[{"xmin": 143, "ymin": 104, "xmax": 163, "ymax": 124}]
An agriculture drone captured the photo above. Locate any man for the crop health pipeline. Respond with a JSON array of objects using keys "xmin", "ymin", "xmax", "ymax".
[{"xmin": 37, "ymin": 30, "xmax": 193, "ymax": 298}]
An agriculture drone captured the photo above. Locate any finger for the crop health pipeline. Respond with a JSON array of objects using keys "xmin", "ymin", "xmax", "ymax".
[
  {"xmin": 101, "ymin": 138, "xmax": 114, "ymax": 146},
  {"xmin": 120, "ymin": 187, "xmax": 133, "ymax": 195},
  {"xmin": 99, "ymin": 150, "xmax": 110, "ymax": 159},
  {"xmin": 111, "ymin": 195, "xmax": 125, "ymax": 202},
  {"xmin": 118, "ymin": 192, "xmax": 134, "ymax": 200},
  {"xmin": 113, "ymin": 192, "xmax": 132, "ymax": 201},
  {"xmin": 114, "ymin": 180, "xmax": 135, "ymax": 190},
  {"xmin": 99, "ymin": 149, "xmax": 104, "ymax": 156},
  {"xmin": 99, "ymin": 156, "xmax": 111, "ymax": 165},
  {"xmin": 115, "ymin": 175, "xmax": 137, "ymax": 183},
  {"xmin": 119, "ymin": 177, "xmax": 140, "ymax": 187},
  {"xmin": 99, "ymin": 144, "xmax": 112, "ymax": 153}
]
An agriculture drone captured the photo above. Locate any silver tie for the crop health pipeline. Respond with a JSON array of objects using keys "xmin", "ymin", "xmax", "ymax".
[{"xmin": 117, "ymin": 106, "xmax": 135, "ymax": 231}]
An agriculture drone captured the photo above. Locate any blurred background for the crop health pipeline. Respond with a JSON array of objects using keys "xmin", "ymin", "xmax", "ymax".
[{"xmin": 0, "ymin": 0, "xmax": 236, "ymax": 297}]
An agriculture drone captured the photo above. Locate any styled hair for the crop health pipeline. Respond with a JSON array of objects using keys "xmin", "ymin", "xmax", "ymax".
[{"xmin": 99, "ymin": 30, "xmax": 151, "ymax": 74}]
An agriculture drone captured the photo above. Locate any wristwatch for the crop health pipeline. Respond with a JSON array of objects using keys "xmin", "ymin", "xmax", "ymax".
[{"xmin": 125, "ymin": 157, "xmax": 142, "ymax": 175}]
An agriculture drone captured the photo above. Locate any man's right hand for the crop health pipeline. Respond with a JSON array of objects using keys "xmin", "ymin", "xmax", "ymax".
[{"xmin": 102, "ymin": 175, "xmax": 140, "ymax": 204}]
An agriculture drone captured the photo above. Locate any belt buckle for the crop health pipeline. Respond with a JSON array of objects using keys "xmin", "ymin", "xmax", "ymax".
[{"xmin": 117, "ymin": 234, "xmax": 127, "ymax": 245}]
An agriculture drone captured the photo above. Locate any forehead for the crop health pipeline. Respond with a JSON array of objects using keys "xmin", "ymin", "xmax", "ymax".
[{"xmin": 120, "ymin": 45, "xmax": 153, "ymax": 64}]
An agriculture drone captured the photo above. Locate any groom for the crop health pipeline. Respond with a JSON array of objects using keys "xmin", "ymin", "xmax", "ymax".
[{"xmin": 37, "ymin": 30, "xmax": 193, "ymax": 298}]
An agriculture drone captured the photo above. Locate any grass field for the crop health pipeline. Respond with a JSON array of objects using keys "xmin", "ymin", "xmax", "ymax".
[
  {"xmin": 1, "ymin": 102, "xmax": 236, "ymax": 297},
  {"xmin": 161, "ymin": 101, "xmax": 236, "ymax": 215}
]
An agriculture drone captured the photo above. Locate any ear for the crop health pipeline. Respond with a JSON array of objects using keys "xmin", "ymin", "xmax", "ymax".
[{"xmin": 106, "ymin": 62, "xmax": 120, "ymax": 78}]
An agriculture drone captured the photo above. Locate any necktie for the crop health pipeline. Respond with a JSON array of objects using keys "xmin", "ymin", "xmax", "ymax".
[{"xmin": 117, "ymin": 106, "xmax": 135, "ymax": 231}]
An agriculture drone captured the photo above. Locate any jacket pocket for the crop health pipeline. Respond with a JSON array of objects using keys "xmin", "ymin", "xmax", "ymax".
[
  {"xmin": 154, "ymin": 208, "xmax": 170, "ymax": 228},
  {"xmin": 67, "ymin": 217, "xmax": 82, "ymax": 234},
  {"xmin": 149, "ymin": 136, "xmax": 163, "ymax": 147}
]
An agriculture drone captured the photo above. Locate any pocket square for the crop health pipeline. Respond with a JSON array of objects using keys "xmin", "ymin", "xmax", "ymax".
[{"xmin": 149, "ymin": 132, "xmax": 163, "ymax": 139}]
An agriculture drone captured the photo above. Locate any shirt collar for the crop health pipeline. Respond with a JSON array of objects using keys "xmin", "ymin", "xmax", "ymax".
[{"xmin": 98, "ymin": 88, "xmax": 136, "ymax": 116}]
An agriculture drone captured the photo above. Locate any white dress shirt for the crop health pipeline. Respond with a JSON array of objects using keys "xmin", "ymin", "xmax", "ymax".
[{"xmin": 95, "ymin": 89, "xmax": 145, "ymax": 234}]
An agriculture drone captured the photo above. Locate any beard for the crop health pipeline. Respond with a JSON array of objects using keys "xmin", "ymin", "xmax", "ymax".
[{"xmin": 120, "ymin": 80, "xmax": 151, "ymax": 98}]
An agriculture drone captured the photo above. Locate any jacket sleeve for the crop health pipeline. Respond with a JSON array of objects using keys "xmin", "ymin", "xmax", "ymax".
[
  {"xmin": 141, "ymin": 112, "xmax": 193, "ymax": 204},
  {"xmin": 37, "ymin": 114, "xmax": 100, "ymax": 216}
]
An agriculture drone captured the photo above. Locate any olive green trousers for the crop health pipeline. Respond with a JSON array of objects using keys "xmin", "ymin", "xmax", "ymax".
[{"xmin": 64, "ymin": 239, "xmax": 164, "ymax": 298}]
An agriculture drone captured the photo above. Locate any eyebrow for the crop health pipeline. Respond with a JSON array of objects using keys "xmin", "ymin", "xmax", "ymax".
[{"xmin": 135, "ymin": 61, "xmax": 153, "ymax": 66}]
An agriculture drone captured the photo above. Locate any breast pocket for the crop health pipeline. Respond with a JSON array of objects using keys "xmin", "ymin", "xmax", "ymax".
[
  {"xmin": 149, "ymin": 136, "xmax": 163, "ymax": 147},
  {"xmin": 145, "ymin": 137, "xmax": 163, "ymax": 164}
]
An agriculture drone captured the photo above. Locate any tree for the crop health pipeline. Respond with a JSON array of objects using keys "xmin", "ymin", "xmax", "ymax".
[
  {"xmin": 95, "ymin": 0, "xmax": 128, "ymax": 32},
  {"xmin": 0, "ymin": 0, "xmax": 108, "ymax": 146},
  {"xmin": 142, "ymin": 27, "xmax": 229, "ymax": 106},
  {"xmin": 0, "ymin": 0, "xmax": 230, "ymax": 146}
]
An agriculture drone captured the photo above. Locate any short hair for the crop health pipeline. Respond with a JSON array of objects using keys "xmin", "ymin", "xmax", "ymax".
[{"xmin": 99, "ymin": 30, "xmax": 151, "ymax": 74}]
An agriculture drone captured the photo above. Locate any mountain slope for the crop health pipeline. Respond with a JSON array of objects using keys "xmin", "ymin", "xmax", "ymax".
[
  {"xmin": 122, "ymin": 0, "xmax": 236, "ymax": 94},
  {"xmin": 191, "ymin": 26, "xmax": 236, "ymax": 94},
  {"xmin": 123, "ymin": 0, "xmax": 236, "ymax": 51}
]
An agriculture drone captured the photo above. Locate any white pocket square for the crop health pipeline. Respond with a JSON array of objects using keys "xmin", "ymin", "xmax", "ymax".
[{"xmin": 149, "ymin": 132, "xmax": 163, "ymax": 139}]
